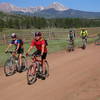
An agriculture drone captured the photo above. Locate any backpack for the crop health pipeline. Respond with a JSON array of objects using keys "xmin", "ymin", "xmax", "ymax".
[{"xmin": 45, "ymin": 40, "xmax": 48, "ymax": 46}]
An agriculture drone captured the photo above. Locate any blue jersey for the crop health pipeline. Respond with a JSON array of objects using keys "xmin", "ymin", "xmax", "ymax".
[{"xmin": 11, "ymin": 39, "xmax": 23, "ymax": 48}]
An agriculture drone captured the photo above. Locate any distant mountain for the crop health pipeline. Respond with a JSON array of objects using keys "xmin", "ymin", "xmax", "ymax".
[
  {"xmin": 0, "ymin": 2, "xmax": 45, "ymax": 13},
  {"xmin": 46, "ymin": 2, "xmax": 69, "ymax": 11},
  {"xmin": 33, "ymin": 9, "xmax": 100, "ymax": 18},
  {"xmin": 0, "ymin": 2, "xmax": 68, "ymax": 13},
  {"xmin": 0, "ymin": 2, "xmax": 100, "ymax": 18}
]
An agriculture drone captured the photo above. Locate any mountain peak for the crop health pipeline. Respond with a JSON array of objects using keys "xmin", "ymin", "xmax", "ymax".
[
  {"xmin": 0, "ymin": 2, "xmax": 11, "ymax": 5},
  {"xmin": 0, "ymin": 2, "xmax": 69, "ymax": 13},
  {"xmin": 0, "ymin": 2, "xmax": 17, "ymax": 12},
  {"xmin": 48, "ymin": 2, "xmax": 69, "ymax": 11}
]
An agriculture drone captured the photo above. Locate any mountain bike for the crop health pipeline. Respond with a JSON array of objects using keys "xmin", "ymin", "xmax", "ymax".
[
  {"xmin": 4, "ymin": 51, "xmax": 27, "ymax": 76},
  {"xmin": 27, "ymin": 54, "xmax": 49, "ymax": 85},
  {"xmin": 67, "ymin": 40, "xmax": 75, "ymax": 52}
]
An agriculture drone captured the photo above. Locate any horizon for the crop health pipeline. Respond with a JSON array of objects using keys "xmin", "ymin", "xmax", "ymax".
[{"xmin": 0, "ymin": 0, "xmax": 100, "ymax": 12}]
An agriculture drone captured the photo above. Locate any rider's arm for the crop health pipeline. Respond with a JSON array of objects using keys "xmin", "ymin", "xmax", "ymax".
[
  {"xmin": 86, "ymin": 31, "xmax": 88, "ymax": 37},
  {"xmin": 41, "ymin": 40, "xmax": 45, "ymax": 55},
  {"xmin": 16, "ymin": 43, "xmax": 20, "ymax": 51},
  {"xmin": 41, "ymin": 44, "xmax": 45, "ymax": 55},
  {"xmin": 67, "ymin": 34, "xmax": 70, "ymax": 40},
  {"xmin": 27, "ymin": 40, "xmax": 34, "ymax": 53},
  {"xmin": 16, "ymin": 40, "xmax": 22, "ymax": 51},
  {"xmin": 5, "ymin": 44, "xmax": 13, "ymax": 52},
  {"xmin": 27, "ymin": 46, "xmax": 33, "ymax": 53}
]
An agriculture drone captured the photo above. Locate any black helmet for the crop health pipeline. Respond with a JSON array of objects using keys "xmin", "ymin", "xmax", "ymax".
[
  {"xmin": 11, "ymin": 33, "xmax": 16, "ymax": 38},
  {"xmin": 34, "ymin": 32, "xmax": 42, "ymax": 37}
]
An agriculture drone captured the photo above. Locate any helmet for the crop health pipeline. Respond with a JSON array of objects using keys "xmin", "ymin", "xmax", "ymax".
[
  {"xmin": 34, "ymin": 32, "xmax": 42, "ymax": 37},
  {"xmin": 11, "ymin": 33, "xmax": 16, "ymax": 38}
]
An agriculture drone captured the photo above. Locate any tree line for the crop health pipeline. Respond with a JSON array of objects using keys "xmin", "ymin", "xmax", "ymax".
[{"xmin": 0, "ymin": 11, "xmax": 100, "ymax": 30}]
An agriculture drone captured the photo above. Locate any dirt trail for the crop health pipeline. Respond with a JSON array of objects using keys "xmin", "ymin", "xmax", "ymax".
[{"xmin": 0, "ymin": 44, "xmax": 100, "ymax": 100}]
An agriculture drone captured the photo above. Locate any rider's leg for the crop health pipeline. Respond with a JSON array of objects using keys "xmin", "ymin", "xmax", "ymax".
[
  {"xmin": 41, "ymin": 53, "xmax": 47, "ymax": 75},
  {"xmin": 85, "ymin": 38, "xmax": 87, "ymax": 43},
  {"xmin": 41, "ymin": 59, "xmax": 46, "ymax": 74},
  {"xmin": 18, "ymin": 54, "xmax": 22, "ymax": 67},
  {"xmin": 17, "ymin": 48, "xmax": 24, "ymax": 67}
]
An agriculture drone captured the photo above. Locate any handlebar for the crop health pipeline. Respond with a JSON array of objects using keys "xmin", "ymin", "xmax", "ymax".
[{"xmin": 5, "ymin": 51, "xmax": 16, "ymax": 54}]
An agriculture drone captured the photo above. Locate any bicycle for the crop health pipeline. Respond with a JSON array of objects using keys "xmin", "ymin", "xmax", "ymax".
[
  {"xmin": 67, "ymin": 40, "xmax": 75, "ymax": 52},
  {"xmin": 26, "ymin": 54, "xmax": 49, "ymax": 85},
  {"xmin": 4, "ymin": 51, "xmax": 27, "ymax": 76}
]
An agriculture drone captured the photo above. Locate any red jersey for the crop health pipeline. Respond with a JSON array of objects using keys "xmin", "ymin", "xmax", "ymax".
[{"xmin": 31, "ymin": 39, "xmax": 47, "ymax": 53}]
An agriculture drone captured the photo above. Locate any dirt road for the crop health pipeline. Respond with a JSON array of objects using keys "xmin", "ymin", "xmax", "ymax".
[{"xmin": 0, "ymin": 44, "xmax": 100, "ymax": 100}]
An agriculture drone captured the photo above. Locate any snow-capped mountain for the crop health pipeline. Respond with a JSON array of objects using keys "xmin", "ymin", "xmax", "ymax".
[
  {"xmin": 46, "ymin": 2, "xmax": 69, "ymax": 11},
  {"xmin": 0, "ymin": 3, "xmax": 17, "ymax": 12},
  {"xmin": 0, "ymin": 2, "xmax": 45, "ymax": 13},
  {"xmin": 0, "ymin": 2, "xmax": 68, "ymax": 13},
  {"xmin": 0, "ymin": 2, "xmax": 100, "ymax": 18}
]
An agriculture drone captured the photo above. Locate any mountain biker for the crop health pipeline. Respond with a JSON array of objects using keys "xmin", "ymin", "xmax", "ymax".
[
  {"xmin": 67, "ymin": 30, "xmax": 76, "ymax": 46},
  {"xmin": 26, "ymin": 32, "xmax": 48, "ymax": 77},
  {"xmin": 80, "ymin": 28, "xmax": 88, "ymax": 43},
  {"xmin": 5, "ymin": 33, "xmax": 24, "ymax": 72}
]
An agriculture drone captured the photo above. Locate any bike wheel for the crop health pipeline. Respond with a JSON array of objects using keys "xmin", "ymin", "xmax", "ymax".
[
  {"xmin": 67, "ymin": 47, "xmax": 71, "ymax": 52},
  {"xmin": 67, "ymin": 44, "xmax": 73, "ymax": 52},
  {"xmin": 82, "ymin": 39, "xmax": 86, "ymax": 50},
  {"xmin": 21, "ymin": 56, "xmax": 27, "ymax": 72},
  {"xmin": 4, "ymin": 59, "xmax": 16, "ymax": 76},
  {"xmin": 82, "ymin": 43, "xmax": 86, "ymax": 49},
  {"xmin": 27, "ymin": 64, "xmax": 37, "ymax": 85}
]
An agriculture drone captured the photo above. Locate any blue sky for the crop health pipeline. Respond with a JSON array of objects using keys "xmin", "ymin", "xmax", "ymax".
[{"xmin": 0, "ymin": 0, "xmax": 100, "ymax": 12}]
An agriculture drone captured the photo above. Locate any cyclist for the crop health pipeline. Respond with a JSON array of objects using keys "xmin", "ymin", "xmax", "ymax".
[
  {"xmin": 5, "ymin": 33, "xmax": 24, "ymax": 72},
  {"xmin": 80, "ymin": 28, "xmax": 88, "ymax": 43},
  {"xmin": 26, "ymin": 32, "xmax": 48, "ymax": 77},
  {"xmin": 67, "ymin": 30, "xmax": 76, "ymax": 46}
]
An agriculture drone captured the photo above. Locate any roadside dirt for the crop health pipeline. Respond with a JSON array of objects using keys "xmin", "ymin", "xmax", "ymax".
[{"xmin": 0, "ymin": 44, "xmax": 100, "ymax": 100}]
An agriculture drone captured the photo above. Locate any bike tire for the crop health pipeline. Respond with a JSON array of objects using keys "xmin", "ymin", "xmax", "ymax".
[
  {"xmin": 27, "ymin": 65, "xmax": 37, "ymax": 85},
  {"xmin": 67, "ymin": 47, "xmax": 71, "ymax": 52},
  {"xmin": 82, "ymin": 39, "xmax": 87, "ymax": 50},
  {"xmin": 82, "ymin": 44, "xmax": 86, "ymax": 50},
  {"xmin": 4, "ymin": 59, "xmax": 16, "ymax": 76},
  {"xmin": 66, "ymin": 44, "xmax": 74, "ymax": 52}
]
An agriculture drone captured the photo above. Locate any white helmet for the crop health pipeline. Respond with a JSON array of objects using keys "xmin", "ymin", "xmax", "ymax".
[{"xmin": 11, "ymin": 33, "xmax": 16, "ymax": 38}]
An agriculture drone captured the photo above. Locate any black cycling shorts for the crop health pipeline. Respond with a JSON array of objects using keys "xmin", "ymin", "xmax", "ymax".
[
  {"xmin": 33, "ymin": 50, "xmax": 47, "ymax": 60},
  {"xmin": 82, "ymin": 36, "xmax": 87, "ymax": 39},
  {"xmin": 17, "ymin": 48, "xmax": 24, "ymax": 54}
]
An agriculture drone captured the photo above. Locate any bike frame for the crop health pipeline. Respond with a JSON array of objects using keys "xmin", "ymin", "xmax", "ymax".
[
  {"xmin": 6, "ymin": 51, "xmax": 18, "ymax": 61},
  {"xmin": 27, "ymin": 55, "xmax": 42, "ymax": 74},
  {"xmin": 31, "ymin": 56, "xmax": 41, "ymax": 63}
]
